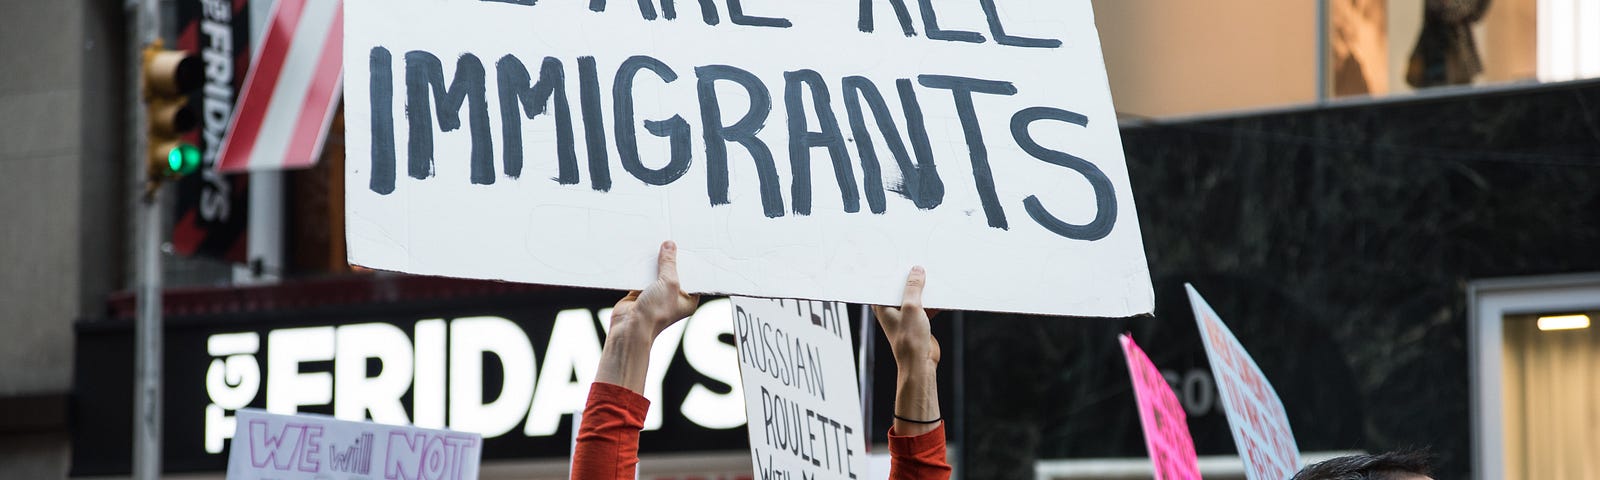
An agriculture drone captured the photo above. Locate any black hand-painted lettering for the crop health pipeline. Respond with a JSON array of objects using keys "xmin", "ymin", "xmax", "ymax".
[
  {"xmin": 697, "ymin": 65, "xmax": 785, "ymax": 218},
  {"xmin": 728, "ymin": 0, "xmax": 792, "ymax": 28},
  {"xmin": 661, "ymin": 0, "xmax": 721, "ymax": 24},
  {"xmin": 577, "ymin": 56, "xmax": 612, "ymax": 191},
  {"xmin": 406, "ymin": 51, "xmax": 494, "ymax": 185},
  {"xmin": 1011, "ymin": 107, "xmax": 1116, "ymax": 240},
  {"xmin": 496, "ymin": 55, "xmax": 578, "ymax": 183},
  {"xmin": 613, "ymin": 56, "xmax": 693, "ymax": 186},
  {"xmin": 917, "ymin": 74, "xmax": 1015, "ymax": 228},
  {"xmin": 368, "ymin": 46, "xmax": 396, "ymax": 195},
  {"xmin": 858, "ymin": 0, "xmax": 916, "ymax": 36},
  {"xmin": 480, "ymin": 0, "xmax": 535, "ymax": 5},
  {"xmin": 784, "ymin": 70, "xmax": 859, "ymax": 215},
  {"xmin": 979, "ymin": 0, "xmax": 1061, "ymax": 48},
  {"xmin": 841, "ymin": 77, "xmax": 944, "ymax": 212},
  {"xmin": 635, "ymin": 0, "xmax": 659, "ymax": 20},
  {"xmin": 637, "ymin": 116, "xmax": 693, "ymax": 184},
  {"xmin": 844, "ymin": 425, "xmax": 857, "ymax": 479},
  {"xmin": 916, "ymin": 0, "xmax": 984, "ymax": 43}
]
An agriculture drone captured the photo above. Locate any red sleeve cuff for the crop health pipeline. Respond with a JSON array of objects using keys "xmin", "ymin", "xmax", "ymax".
[
  {"xmin": 887, "ymin": 422, "xmax": 946, "ymax": 457},
  {"xmin": 588, "ymin": 382, "xmax": 650, "ymax": 422}
]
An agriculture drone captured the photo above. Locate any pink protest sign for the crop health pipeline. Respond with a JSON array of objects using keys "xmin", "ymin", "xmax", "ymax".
[
  {"xmin": 1120, "ymin": 334, "xmax": 1201, "ymax": 480},
  {"xmin": 1185, "ymin": 285, "xmax": 1302, "ymax": 480}
]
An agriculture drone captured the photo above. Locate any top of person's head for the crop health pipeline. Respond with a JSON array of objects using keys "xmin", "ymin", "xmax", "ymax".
[{"xmin": 1289, "ymin": 450, "xmax": 1433, "ymax": 480}]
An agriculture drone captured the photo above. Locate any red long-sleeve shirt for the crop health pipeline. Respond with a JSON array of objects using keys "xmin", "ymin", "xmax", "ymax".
[
  {"xmin": 887, "ymin": 424, "xmax": 953, "ymax": 480},
  {"xmin": 571, "ymin": 382, "xmax": 950, "ymax": 480}
]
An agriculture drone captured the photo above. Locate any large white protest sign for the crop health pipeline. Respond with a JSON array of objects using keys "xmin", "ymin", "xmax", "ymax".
[
  {"xmin": 732, "ymin": 297, "xmax": 865, "ymax": 480},
  {"xmin": 343, "ymin": 0, "xmax": 1152, "ymax": 317},
  {"xmin": 1185, "ymin": 285, "xmax": 1301, "ymax": 480},
  {"xmin": 227, "ymin": 409, "xmax": 482, "ymax": 480}
]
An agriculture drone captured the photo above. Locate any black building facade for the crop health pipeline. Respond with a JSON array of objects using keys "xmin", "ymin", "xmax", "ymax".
[{"xmin": 962, "ymin": 79, "xmax": 1600, "ymax": 478}]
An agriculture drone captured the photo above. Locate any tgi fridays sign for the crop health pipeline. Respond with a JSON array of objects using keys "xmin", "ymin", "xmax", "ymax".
[
  {"xmin": 202, "ymin": 301, "xmax": 745, "ymax": 453},
  {"xmin": 70, "ymin": 296, "xmax": 757, "ymax": 474}
]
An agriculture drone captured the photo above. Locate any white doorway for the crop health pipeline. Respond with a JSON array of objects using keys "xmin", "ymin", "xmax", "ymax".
[{"xmin": 1469, "ymin": 273, "xmax": 1600, "ymax": 480}]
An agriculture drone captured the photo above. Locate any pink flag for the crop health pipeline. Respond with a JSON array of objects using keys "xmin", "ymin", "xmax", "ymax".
[{"xmin": 1120, "ymin": 334, "xmax": 1202, "ymax": 480}]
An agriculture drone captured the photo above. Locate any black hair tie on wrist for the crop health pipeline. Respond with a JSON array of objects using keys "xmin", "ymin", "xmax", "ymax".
[{"xmin": 893, "ymin": 414, "xmax": 942, "ymax": 425}]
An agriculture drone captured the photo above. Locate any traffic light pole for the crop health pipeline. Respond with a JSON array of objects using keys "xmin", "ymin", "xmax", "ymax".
[
  {"xmin": 134, "ymin": 187, "xmax": 164, "ymax": 480},
  {"xmin": 132, "ymin": 0, "xmax": 163, "ymax": 477}
]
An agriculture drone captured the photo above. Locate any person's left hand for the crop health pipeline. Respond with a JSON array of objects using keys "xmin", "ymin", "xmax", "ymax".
[
  {"xmin": 611, "ymin": 241, "xmax": 701, "ymax": 337},
  {"xmin": 873, "ymin": 266, "xmax": 942, "ymax": 367}
]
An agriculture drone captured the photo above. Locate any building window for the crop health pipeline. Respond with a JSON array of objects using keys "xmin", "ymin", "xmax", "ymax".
[
  {"xmin": 1469, "ymin": 274, "xmax": 1600, "ymax": 480},
  {"xmin": 1500, "ymin": 311, "xmax": 1599, "ymax": 479},
  {"xmin": 1331, "ymin": 0, "xmax": 1540, "ymax": 97},
  {"xmin": 1537, "ymin": 0, "xmax": 1600, "ymax": 81}
]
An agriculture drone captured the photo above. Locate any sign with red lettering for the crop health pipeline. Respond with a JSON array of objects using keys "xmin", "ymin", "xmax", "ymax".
[
  {"xmin": 226, "ymin": 409, "xmax": 482, "ymax": 480},
  {"xmin": 1185, "ymin": 285, "xmax": 1301, "ymax": 480},
  {"xmin": 1119, "ymin": 334, "xmax": 1200, "ymax": 480},
  {"xmin": 342, "ymin": 0, "xmax": 1154, "ymax": 317},
  {"xmin": 732, "ymin": 297, "xmax": 865, "ymax": 480}
]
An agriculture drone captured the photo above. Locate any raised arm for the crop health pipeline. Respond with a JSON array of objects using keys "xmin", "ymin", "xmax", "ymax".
[
  {"xmin": 572, "ymin": 241, "xmax": 700, "ymax": 480},
  {"xmin": 873, "ymin": 266, "xmax": 952, "ymax": 480}
]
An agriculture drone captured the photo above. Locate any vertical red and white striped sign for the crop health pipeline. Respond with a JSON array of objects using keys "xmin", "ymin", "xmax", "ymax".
[{"xmin": 216, "ymin": 0, "xmax": 343, "ymax": 172}]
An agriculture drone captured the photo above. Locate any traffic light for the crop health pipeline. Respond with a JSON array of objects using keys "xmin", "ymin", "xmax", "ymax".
[{"xmin": 142, "ymin": 40, "xmax": 203, "ymax": 183}]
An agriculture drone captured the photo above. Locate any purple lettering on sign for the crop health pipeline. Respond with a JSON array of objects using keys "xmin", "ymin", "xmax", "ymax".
[
  {"xmin": 385, "ymin": 431, "xmax": 480, "ymax": 480},
  {"xmin": 249, "ymin": 420, "xmax": 307, "ymax": 470},
  {"xmin": 442, "ymin": 436, "xmax": 477, "ymax": 479},
  {"xmin": 299, "ymin": 426, "xmax": 324, "ymax": 472},
  {"xmin": 421, "ymin": 435, "xmax": 447, "ymax": 479},
  {"xmin": 230, "ymin": 410, "xmax": 483, "ymax": 480},
  {"xmin": 386, "ymin": 432, "xmax": 424, "ymax": 480}
]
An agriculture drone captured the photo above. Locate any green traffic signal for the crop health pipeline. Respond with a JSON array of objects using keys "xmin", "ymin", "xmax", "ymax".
[
  {"xmin": 143, "ymin": 42, "xmax": 203, "ymax": 185},
  {"xmin": 165, "ymin": 143, "xmax": 201, "ymax": 176}
]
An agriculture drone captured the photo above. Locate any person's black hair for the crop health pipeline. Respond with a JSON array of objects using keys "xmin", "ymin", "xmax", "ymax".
[{"xmin": 1289, "ymin": 450, "xmax": 1433, "ymax": 480}]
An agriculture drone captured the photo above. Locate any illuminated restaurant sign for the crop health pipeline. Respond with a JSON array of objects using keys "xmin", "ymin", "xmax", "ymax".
[{"xmin": 72, "ymin": 287, "xmax": 756, "ymax": 475}]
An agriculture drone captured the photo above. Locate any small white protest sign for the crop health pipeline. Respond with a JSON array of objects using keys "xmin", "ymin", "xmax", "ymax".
[
  {"xmin": 732, "ymin": 297, "xmax": 865, "ymax": 480},
  {"xmin": 226, "ymin": 408, "xmax": 482, "ymax": 480},
  {"xmin": 1185, "ymin": 285, "xmax": 1302, "ymax": 480},
  {"xmin": 343, "ymin": 0, "xmax": 1153, "ymax": 317}
]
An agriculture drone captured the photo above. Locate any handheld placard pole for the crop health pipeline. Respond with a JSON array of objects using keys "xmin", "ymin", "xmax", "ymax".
[{"xmin": 858, "ymin": 304, "xmax": 875, "ymax": 437}]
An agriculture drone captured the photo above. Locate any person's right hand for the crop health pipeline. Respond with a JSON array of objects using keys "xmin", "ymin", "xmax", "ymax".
[
  {"xmin": 872, "ymin": 266, "xmax": 941, "ymax": 367},
  {"xmin": 611, "ymin": 241, "xmax": 701, "ymax": 337}
]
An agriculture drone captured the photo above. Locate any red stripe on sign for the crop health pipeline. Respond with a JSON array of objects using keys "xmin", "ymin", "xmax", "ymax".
[
  {"xmin": 178, "ymin": 19, "xmax": 199, "ymax": 51},
  {"xmin": 226, "ymin": 231, "xmax": 249, "ymax": 263},
  {"xmin": 283, "ymin": 3, "xmax": 344, "ymax": 168},
  {"xmin": 217, "ymin": 0, "xmax": 310, "ymax": 171},
  {"xmin": 171, "ymin": 210, "xmax": 205, "ymax": 255}
]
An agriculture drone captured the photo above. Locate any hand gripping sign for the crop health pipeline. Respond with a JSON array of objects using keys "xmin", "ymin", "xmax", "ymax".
[
  {"xmin": 1185, "ymin": 285, "xmax": 1302, "ymax": 480},
  {"xmin": 342, "ymin": 0, "xmax": 1153, "ymax": 317}
]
